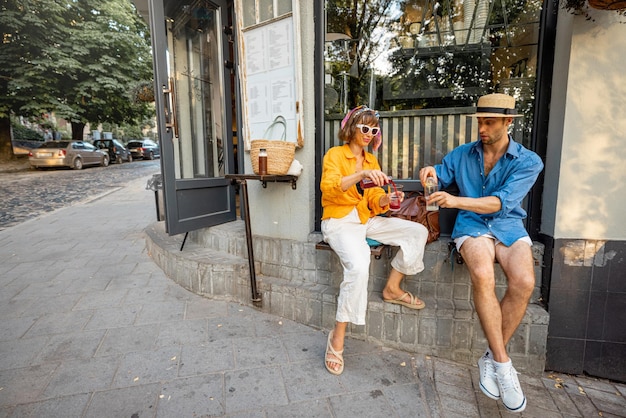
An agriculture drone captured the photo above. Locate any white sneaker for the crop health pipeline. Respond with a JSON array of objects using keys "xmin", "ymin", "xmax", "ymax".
[
  {"xmin": 478, "ymin": 351, "xmax": 500, "ymax": 400},
  {"xmin": 496, "ymin": 365, "xmax": 527, "ymax": 413}
]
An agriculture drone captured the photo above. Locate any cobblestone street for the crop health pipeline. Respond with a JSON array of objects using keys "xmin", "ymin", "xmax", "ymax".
[{"xmin": 0, "ymin": 158, "xmax": 161, "ymax": 231}]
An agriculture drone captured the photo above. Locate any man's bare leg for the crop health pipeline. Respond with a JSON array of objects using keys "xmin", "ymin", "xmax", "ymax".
[
  {"xmin": 461, "ymin": 238, "xmax": 535, "ymax": 361},
  {"xmin": 462, "ymin": 236, "xmax": 534, "ymax": 412},
  {"xmin": 495, "ymin": 240, "xmax": 536, "ymax": 350},
  {"xmin": 459, "ymin": 237, "xmax": 505, "ymax": 359}
]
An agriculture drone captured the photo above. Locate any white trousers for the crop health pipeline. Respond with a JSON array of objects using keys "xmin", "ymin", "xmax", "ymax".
[{"xmin": 321, "ymin": 208, "xmax": 428, "ymax": 325}]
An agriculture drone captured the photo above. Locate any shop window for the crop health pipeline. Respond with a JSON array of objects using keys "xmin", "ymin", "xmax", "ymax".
[
  {"xmin": 324, "ymin": 0, "xmax": 542, "ymax": 179},
  {"xmin": 235, "ymin": 0, "xmax": 304, "ymax": 151},
  {"xmin": 241, "ymin": 0, "xmax": 293, "ymax": 28}
]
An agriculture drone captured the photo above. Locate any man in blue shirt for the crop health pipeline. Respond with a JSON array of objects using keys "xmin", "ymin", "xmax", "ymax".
[{"xmin": 420, "ymin": 93, "xmax": 543, "ymax": 413}]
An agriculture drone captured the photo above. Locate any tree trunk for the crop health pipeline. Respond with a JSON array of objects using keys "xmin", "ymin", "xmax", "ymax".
[
  {"xmin": 0, "ymin": 116, "xmax": 16, "ymax": 161},
  {"xmin": 72, "ymin": 121, "xmax": 86, "ymax": 140}
]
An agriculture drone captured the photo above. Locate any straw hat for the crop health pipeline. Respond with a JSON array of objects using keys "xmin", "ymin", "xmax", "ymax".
[{"xmin": 472, "ymin": 93, "xmax": 523, "ymax": 118}]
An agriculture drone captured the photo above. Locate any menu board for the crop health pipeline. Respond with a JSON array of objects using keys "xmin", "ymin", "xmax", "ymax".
[{"xmin": 241, "ymin": 16, "xmax": 300, "ymax": 148}]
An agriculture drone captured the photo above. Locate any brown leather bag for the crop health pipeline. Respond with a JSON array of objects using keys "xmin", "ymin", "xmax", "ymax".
[{"xmin": 389, "ymin": 192, "xmax": 440, "ymax": 243}]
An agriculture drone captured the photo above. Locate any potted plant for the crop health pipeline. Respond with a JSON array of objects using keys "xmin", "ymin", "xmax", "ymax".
[
  {"xmin": 562, "ymin": 0, "xmax": 626, "ymax": 16},
  {"xmin": 587, "ymin": 0, "xmax": 626, "ymax": 10}
]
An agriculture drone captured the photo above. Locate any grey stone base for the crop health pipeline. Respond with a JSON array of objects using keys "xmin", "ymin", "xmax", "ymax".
[{"xmin": 145, "ymin": 220, "xmax": 549, "ymax": 374}]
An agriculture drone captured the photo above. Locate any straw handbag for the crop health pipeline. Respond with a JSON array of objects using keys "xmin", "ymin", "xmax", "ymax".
[{"xmin": 251, "ymin": 116, "xmax": 295, "ymax": 175}]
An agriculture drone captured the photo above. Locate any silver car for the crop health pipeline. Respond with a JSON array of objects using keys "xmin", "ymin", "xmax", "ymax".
[{"xmin": 29, "ymin": 141, "xmax": 110, "ymax": 170}]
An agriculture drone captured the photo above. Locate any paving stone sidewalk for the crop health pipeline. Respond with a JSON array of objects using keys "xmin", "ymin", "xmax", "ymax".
[
  {"xmin": 0, "ymin": 174, "xmax": 624, "ymax": 417},
  {"xmin": 0, "ymin": 158, "xmax": 161, "ymax": 231},
  {"xmin": 0, "ymin": 158, "xmax": 30, "ymax": 173}
]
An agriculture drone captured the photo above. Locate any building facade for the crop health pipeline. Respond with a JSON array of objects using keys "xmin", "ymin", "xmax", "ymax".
[{"xmin": 133, "ymin": 0, "xmax": 626, "ymax": 382}]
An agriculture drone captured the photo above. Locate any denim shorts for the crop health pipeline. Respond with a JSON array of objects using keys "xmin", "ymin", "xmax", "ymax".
[{"xmin": 454, "ymin": 233, "xmax": 532, "ymax": 251}]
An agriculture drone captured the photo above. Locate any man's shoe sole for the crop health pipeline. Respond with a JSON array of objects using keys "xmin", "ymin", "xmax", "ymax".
[
  {"xmin": 479, "ymin": 381, "xmax": 500, "ymax": 400},
  {"xmin": 503, "ymin": 397, "xmax": 527, "ymax": 413},
  {"xmin": 478, "ymin": 355, "xmax": 500, "ymax": 400}
]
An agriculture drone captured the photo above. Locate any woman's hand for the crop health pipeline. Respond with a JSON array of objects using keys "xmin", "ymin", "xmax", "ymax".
[
  {"xmin": 380, "ymin": 193, "xmax": 390, "ymax": 207},
  {"xmin": 380, "ymin": 190, "xmax": 404, "ymax": 207},
  {"xmin": 361, "ymin": 169, "xmax": 389, "ymax": 187},
  {"xmin": 390, "ymin": 190, "xmax": 405, "ymax": 202}
]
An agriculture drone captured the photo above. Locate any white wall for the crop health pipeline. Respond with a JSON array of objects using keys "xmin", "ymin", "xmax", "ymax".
[
  {"xmin": 245, "ymin": 2, "xmax": 317, "ymax": 241},
  {"xmin": 544, "ymin": 10, "xmax": 626, "ymax": 240}
]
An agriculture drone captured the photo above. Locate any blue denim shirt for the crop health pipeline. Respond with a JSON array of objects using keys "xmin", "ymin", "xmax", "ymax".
[{"xmin": 435, "ymin": 137, "xmax": 544, "ymax": 246}]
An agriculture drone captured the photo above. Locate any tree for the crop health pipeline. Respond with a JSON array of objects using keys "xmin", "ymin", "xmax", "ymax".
[
  {"xmin": 0, "ymin": 0, "xmax": 69, "ymax": 159},
  {"xmin": 0, "ymin": 0, "xmax": 154, "ymax": 160},
  {"xmin": 57, "ymin": 0, "xmax": 154, "ymax": 139}
]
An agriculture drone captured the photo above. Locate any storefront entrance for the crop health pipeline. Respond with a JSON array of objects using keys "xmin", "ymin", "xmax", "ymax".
[{"xmin": 149, "ymin": 0, "xmax": 237, "ymax": 235}]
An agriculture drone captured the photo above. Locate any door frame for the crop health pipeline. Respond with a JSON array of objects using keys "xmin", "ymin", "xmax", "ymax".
[{"xmin": 148, "ymin": 0, "xmax": 237, "ymax": 236}]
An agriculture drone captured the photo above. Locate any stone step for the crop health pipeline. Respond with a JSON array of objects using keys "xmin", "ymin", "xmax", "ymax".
[
  {"xmin": 144, "ymin": 220, "xmax": 549, "ymax": 374},
  {"xmin": 145, "ymin": 223, "xmax": 250, "ymax": 301},
  {"xmin": 258, "ymin": 272, "xmax": 548, "ymax": 374}
]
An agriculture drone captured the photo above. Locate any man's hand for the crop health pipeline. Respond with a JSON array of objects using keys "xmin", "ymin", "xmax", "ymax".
[
  {"xmin": 427, "ymin": 191, "xmax": 457, "ymax": 209},
  {"xmin": 418, "ymin": 166, "xmax": 500, "ymax": 213},
  {"xmin": 419, "ymin": 166, "xmax": 437, "ymax": 186}
]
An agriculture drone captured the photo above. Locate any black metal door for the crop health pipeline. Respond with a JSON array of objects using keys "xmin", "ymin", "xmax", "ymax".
[{"xmin": 149, "ymin": 0, "xmax": 236, "ymax": 235}]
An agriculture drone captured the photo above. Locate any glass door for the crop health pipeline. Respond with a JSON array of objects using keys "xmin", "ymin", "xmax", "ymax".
[{"xmin": 150, "ymin": 0, "xmax": 236, "ymax": 235}]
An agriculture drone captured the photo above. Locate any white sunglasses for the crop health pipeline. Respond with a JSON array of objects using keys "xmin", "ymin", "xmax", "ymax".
[{"xmin": 356, "ymin": 124, "xmax": 380, "ymax": 136}]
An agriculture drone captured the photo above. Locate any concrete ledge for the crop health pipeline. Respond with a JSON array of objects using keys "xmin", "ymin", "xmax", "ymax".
[
  {"xmin": 145, "ymin": 223, "xmax": 251, "ymax": 301},
  {"xmin": 144, "ymin": 220, "xmax": 549, "ymax": 374}
]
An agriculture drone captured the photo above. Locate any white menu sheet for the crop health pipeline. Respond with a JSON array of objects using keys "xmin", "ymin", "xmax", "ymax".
[{"xmin": 242, "ymin": 16, "xmax": 297, "ymax": 145}]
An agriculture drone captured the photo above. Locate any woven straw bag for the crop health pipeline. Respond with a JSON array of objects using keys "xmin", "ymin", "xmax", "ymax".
[{"xmin": 251, "ymin": 116, "xmax": 295, "ymax": 175}]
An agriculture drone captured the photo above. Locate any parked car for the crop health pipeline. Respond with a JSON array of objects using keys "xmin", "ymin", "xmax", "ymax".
[
  {"xmin": 93, "ymin": 139, "xmax": 132, "ymax": 164},
  {"xmin": 127, "ymin": 139, "xmax": 160, "ymax": 160},
  {"xmin": 28, "ymin": 140, "xmax": 109, "ymax": 170}
]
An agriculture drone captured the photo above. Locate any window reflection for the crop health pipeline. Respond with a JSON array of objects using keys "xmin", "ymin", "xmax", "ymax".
[
  {"xmin": 167, "ymin": 2, "xmax": 225, "ymax": 179},
  {"xmin": 324, "ymin": 0, "xmax": 542, "ymax": 177},
  {"xmin": 240, "ymin": 0, "xmax": 292, "ymax": 28}
]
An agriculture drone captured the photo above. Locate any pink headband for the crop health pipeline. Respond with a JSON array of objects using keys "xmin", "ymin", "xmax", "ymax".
[{"xmin": 341, "ymin": 105, "xmax": 382, "ymax": 151}]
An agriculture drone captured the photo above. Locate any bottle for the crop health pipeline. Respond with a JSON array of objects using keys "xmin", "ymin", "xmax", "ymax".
[
  {"xmin": 360, "ymin": 175, "xmax": 391, "ymax": 189},
  {"xmin": 425, "ymin": 176, "xmax": 439, "ymax": 211},
  {"xmin": 258, "ymin": 148, "xmax": 268, "ymax": 175}
]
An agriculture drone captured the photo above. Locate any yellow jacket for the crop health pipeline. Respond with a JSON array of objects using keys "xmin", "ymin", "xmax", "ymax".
[{"xmin": 320, "ymin": 144, "xmax": 388, "ymax": 223}]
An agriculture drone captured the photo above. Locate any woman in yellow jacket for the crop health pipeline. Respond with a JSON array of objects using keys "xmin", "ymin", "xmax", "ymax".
[{"xmin": 320, "ymin": 105, "xmax": 429, "ymax": 375}]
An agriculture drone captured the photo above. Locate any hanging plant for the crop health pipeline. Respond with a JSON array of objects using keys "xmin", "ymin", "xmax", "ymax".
[
  {"xmin": 137, "ymin": 85, "xmax": 155, "ymax": 102},
  {"xmin": 130, "ymin": 81, "xmax": 155, "ymax": 103},
  {"xmin": 587, "ymin": 0, "xmax": 626, "ymax": 10},
  {"xmin": 136, "ymin": 84, "xmax": 155, "ymax": 103},
  {"xmin": 561, "ymin": 0, "xmax": 626, "ymax": 18}
]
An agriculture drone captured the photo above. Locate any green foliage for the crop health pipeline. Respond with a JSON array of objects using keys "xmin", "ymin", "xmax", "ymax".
[
  {"xmin": 0, "ymin": 0, "xmax": 67, "ymax": 119},
  {"xmin": 120, "ymin": 124, "xmax": 143, "ymax": 140},
  {"xmin": 101, "ymin": 122, "xmax": 115, "ymax": 133},
  {"xmin": 0, "ymin": 0, "xmax": 154, "ymax": 127},
  {"xmin": 97, "ymin": 120, "xmax": 145, "ymax": 141},
  {"xmin": 11, "ymin": 122, "xmax": 44, "ymax": 141}
]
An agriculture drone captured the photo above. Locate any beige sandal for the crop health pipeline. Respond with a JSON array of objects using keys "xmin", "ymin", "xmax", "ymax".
[
  {"xmin": 383, "ymin": 291, "xmax": 426, "ymax": 310},
  {"xmin": 325, "ymin": 330, "xmax": 344, "ymax": 375}
]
